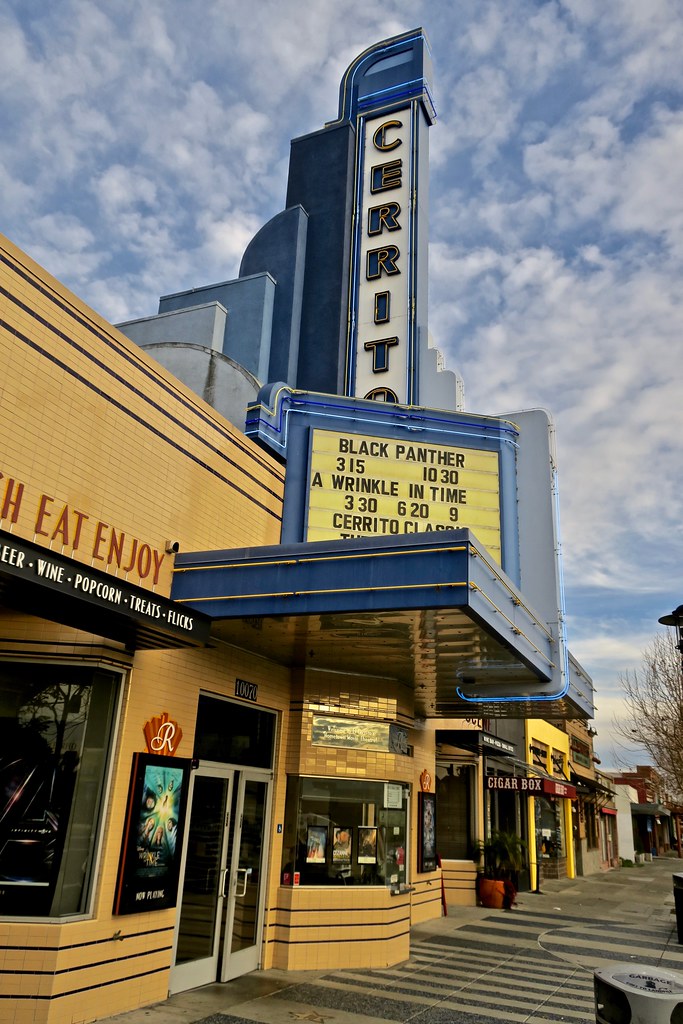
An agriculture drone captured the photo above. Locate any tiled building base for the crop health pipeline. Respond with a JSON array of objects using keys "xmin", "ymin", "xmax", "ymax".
[{"xmin": 266, "ymin": 887, "xmax": 412, "ymax": 971}]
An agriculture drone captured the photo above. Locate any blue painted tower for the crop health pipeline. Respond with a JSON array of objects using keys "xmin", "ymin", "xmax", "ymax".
[{"xmin": 118, "ymin": 29, "xmax": 459, "ymax": 418}]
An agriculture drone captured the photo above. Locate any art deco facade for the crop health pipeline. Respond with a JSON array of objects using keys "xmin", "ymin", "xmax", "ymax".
[{"xmin": 0, "ymin": 30, "xmax": 595, "ymax": 1024}]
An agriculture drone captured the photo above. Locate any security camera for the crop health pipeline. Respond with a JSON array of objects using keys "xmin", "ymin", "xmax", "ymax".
[{"xmin": 165, "ymin": 540, "xmax": 180, "ymax": 554}]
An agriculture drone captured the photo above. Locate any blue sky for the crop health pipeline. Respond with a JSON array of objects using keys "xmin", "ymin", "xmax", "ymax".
[{"xmin": 2, "ymin": 0, "xmax": 682, "ymax": 767}]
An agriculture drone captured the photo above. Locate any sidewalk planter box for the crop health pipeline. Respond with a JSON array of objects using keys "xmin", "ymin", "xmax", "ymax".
[{"xmin": 477, "ymin": 877, "xmax": 506, "ymax": 909}]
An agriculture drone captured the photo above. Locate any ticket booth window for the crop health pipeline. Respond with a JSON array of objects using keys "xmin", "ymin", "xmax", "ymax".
[
  {"xmin": 0, "ymin": 662, "xmax": 120, "ymax": 917},
  {"xmin": 280, "ymin": 776, "xmax": 408, "ymax": 887}
]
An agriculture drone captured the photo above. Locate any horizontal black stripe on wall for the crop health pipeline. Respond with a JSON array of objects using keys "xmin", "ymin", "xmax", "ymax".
[
  {"xmin": 267, "ymin": 905, "xmax": 411, "ymax": 925},
  {"xmin": 266, "ymin": 926, "xmax": 410, "ymax": 948},
  {"xmin": 0, "ymin": 942, "xmax": 171, "ymax": 979},
  {"xmin": 0, "ymin": 315, "xmax": 281, "ymax": 522},
  {"xmin": 0, "ymin": 963, "xmax": 168, "ymax": 1001},
  {"xmin": 0, "ymin": 252, "xmax": 282, "ymax": 484},
  {"xmin": 0, "ymin": 924, "xmax": 173, "ymax": 955}
]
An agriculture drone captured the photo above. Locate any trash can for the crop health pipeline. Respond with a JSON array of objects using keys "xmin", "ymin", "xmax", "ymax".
[
  {"xmin": 594, "ymin": 964, "xmax": 683, "ymax": 1023},
  {"xmin": 674, "ymin": 873, "xmax": 683, "ymax": 944}
]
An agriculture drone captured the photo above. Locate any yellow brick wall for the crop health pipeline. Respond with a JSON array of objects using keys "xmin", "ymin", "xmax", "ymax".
[
  {"xmin": 264, "ymin": 666, "xmax": 434, "ymax": 970},
  {"xmin": 0, "ymin": 630, "xmax": 295, "ymax": 1024},
  {"xmin": 267, "ymin": 886, "xmax": 411, "ymax": 971},
  {"xmin": 0, "ymin": 234, "xmax": 287, "ymax": 1023},
  {"xmin": 0, "ymin": 232, "xmax": 284, "ymax": 594},
  {"xmin": 286, "ymin": 667, "xmax": 414, "ymax": 780},
  {"xmin": 441, "ymin": 860, "xmax": 478, "ymax": 908}
]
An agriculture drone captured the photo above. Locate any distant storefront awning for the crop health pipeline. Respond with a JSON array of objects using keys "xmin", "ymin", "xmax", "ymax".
[
  {"xmin": 631, "ymin": 802, "xmax": 671, "ymax": 817},
  {"xmin": 570, "ymin": 772, "xmax": 614, "ymax": 800},
  {"xmin": 437, "ymin": 729, "xmax": 516, "ymax": 756},
  {"xmin": 600, "ymin": 807, "xmax": 617, "ymax": 816}
]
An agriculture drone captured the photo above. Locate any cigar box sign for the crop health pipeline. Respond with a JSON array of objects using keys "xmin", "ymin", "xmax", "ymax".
[{"xmin": 486, "ymin": 775, "xmax": 576, "ymax": 798}]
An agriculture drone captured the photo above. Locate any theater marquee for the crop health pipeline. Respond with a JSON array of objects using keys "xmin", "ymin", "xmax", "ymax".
[{"xmin": 305, "ymin": 428, "xmax": 501, "ymax": 561}]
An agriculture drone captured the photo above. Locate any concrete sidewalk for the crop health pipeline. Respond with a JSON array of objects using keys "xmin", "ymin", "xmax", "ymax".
[{"xmin": 101, "ymin": 857, "xmax": 683, "ymax": 1024}]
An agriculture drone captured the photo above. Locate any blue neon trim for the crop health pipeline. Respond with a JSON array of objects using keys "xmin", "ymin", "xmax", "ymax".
[
  {"xmin": 406, "ymin": 100, "xmax": 416, "ymax": 405},
  {"xmin": 334, "ymin": 30, "xmax": 436, "ymax": 125},
  {"xmin": 247, "ymin": 401, "xmax": 520, "ymax": 455},
  {"xmin": 356, "ymin": 79, "xmax": 437, "ymax": 117},
  {"xmin": 345, "ymin": 101, "xmax": 366, "ymax": 396},
  {"xmin": 455, "ymin": 686, "xmax": 568, "ymax": 705},
  {"xmin": 247, "ymin": 390, "xmax": 519, "ymax": 451}
]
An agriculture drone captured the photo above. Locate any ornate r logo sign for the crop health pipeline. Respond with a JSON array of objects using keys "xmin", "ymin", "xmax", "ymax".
[{"xmin": 143, "ymin": 711, "xmax": 183, "ymax": 756}]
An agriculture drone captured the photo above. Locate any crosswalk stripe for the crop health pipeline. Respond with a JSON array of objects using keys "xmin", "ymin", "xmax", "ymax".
[
  {"xmin": 268, "ymin": 900, "xmax": 682, "ymax": 1024},
  {"xmin": 304, "ymin": 977, "xmax": 595, "ymax": 1021},
  {"xmin": 329, "ymin": 968, "xmax": 595, "ymax": 1001}
]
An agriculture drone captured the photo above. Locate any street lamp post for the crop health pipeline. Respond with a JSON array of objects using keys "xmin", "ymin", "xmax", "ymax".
[
  {"xmin": 658, "ymin": 605, "xmax": 683, "ymax": 672},
  {"xmin": 658, "ymin": 605, "xmax": 683, "ymax": 857}
]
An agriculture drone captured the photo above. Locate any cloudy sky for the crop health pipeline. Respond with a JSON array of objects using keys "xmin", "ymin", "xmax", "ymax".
[{"xmin": 2, "ymin": 0, "xmax": 682, "ymax": 766}]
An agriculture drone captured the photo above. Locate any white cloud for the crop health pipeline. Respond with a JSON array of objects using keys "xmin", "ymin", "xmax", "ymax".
[
  {"xmin": 96, "ymin": 165, "xmax": 158, "ymax": 216},
  {"xmin": 440, "ymin": 66, "xmax": 522, "ymax": 166},
  {"xmin": 197, "ymin": 209, "xmax": 265, "ymax": 278}
]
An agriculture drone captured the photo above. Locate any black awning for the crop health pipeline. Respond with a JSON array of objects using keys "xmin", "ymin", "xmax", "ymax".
[
  {"xmin": 437, "ymin": 729, "xmax": 516, "ymax": 756},
  {"xmin": 631, "ymin": 802, "xmax": 671, "ymax": 817},
  {"xmin": 570, "ymin": 771, "xmax": 614, "ymax": 801},
  {"xmin": 0, "ymin": 530, "xmax": 211, "ymax": 650}
]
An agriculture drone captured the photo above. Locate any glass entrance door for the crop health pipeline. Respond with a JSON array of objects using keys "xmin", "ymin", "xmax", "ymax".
[
  {"xmin": 170, "ymin": 766, "xmax": 233, "ymax": 993},
  {"xmin": 221, "ymin": 773, "xmax": 269, "ymax": 980},
  {"xmin": 170, "ymin": 765, "xmax": 270, "ymax": 993}
]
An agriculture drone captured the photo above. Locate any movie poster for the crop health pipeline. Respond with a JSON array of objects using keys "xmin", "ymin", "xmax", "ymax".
[
  {"xmin": 306, "ymin": 825, "xmax": 328, "ymax": 863},
  {"xmin": 332, "ymin": 826, "xmax": 352, "ymax": 863},
  {"xmin": 113, "ymin": 753, "xmax": 190, "ymax": 915},
  {"xmin": 418, "ymin": 791, "xmax": 437, "ymax": 872},
  {"xmin": 357, "ymin": 826, "xmax": 378, "ymax": 864}
]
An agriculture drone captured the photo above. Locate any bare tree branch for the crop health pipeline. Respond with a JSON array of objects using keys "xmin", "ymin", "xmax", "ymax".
[{"xmin": 614, "ymin": 630, "xmax": 683, "ymax": 793}]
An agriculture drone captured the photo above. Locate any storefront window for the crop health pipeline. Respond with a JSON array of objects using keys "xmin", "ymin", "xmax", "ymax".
[
  {"xmin": 0, "ymin": 662, "xmax": 119, "ymax": 917},
  {"xmin": 280, "ymin": 776, "xmax": 408, "ymax": 887},
  {"xmin": 537, "ymin": 797, "xmax": 564, "ymax": 860}
]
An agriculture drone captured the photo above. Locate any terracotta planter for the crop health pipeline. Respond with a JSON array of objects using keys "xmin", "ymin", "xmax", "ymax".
[{"xmin": 477, "ymin": 877, "xmax": 506, "ymax": 909}]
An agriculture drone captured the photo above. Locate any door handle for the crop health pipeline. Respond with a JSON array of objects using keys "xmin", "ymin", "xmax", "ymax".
[
  {"xmin": 219, "ymin": 867, "xmax": 229, "ymax": 899},
  {"xmin": 234, "ymin": 866, "xmax": 252, "ymax": 897}
]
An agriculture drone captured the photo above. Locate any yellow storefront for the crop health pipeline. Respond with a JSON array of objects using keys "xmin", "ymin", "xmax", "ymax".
[{"xmin": 526, "ymin": 721, "xmax": 576, "ymax": 887}]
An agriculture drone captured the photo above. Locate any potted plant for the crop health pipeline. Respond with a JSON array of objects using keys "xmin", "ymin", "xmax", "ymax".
[{"xmin": 475, "ymin": 831, "xmax": 527, "ymax": 909}]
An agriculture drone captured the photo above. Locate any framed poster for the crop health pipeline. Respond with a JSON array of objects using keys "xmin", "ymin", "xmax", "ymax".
[
  {"xmin": 418, "ymin": 791, "xmax": 437, "ymax": 872},
  {"xmin": 357, "ymin": 826, "xmax": 377, "ymax": 864},
  {"xmin": 113, "ymin": 753, "xmax": 190, "ymax": 915},
  {"xmin": 332, "ymin": 826, "xmax": 352, "ymax": 863},
  {"xmin": 306, "ymin": 825, "xmax": 328, "ymax": 863}
]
